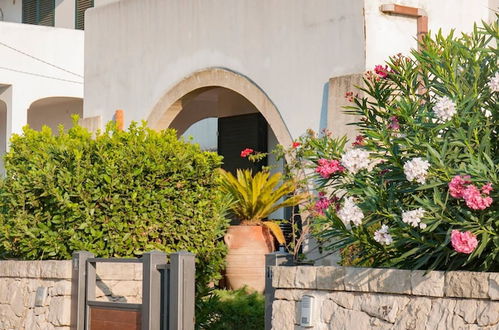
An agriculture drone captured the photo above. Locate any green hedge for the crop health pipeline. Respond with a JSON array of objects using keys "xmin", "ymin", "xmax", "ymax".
[
  {"xmin": 0, "ymin": 121, "xmax": 228, "ymax": 288},
  {"xmin": 196, "ymin": 288, "xmax": 264, "ymax": 330}
]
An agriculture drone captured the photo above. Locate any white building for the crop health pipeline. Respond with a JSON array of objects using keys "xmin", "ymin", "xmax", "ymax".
[
  {"xmin": 0, "ymin": 0, "xmax": 497, "ymax": 186},
  {"xmin": 0, "ymin": 0, "xmax": 120, "ymax": 171}
]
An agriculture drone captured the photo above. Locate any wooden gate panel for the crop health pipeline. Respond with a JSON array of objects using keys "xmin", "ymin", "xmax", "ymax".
[{"xmin": 90, "ymin": 306, "xmax": 141, "ymax": 330}]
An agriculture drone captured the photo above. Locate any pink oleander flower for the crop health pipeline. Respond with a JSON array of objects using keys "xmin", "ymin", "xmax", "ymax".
[
  {"xmin": 462, "ymin": 185, "xmax": 493, "ymax": 210},
  {"xmin": 240, "ymin": 148, "xmax": 254, "ymax": 157},
  {"xmin": 482, "ymin": 183, "xmax": 493, "ymax": 195},
  {"xmin": 352, "ymin": 135, "xmax": 365, "ymax": 147},
  {"xmin": 374, "ymin": 65, "xmax": 389, "ymax": 78},
  {"xmin": 448, "ymin": 175, "xmax": 472, "ymax": 198},
  {"xmin": 314, "ymin": 197, "xmax": 331, "ymax": 215},
  {"xmin": 451, "ymin": 230, "xmax": 478, "ymax": 254},
  {"xmin": 315, "ymin": 159, "xmax": 345, "ymax": 179},
  {"xmin": 388, "ymin": 116, "xmax": 400, "ymax": 130},
  {"xmin": 314, "ymin": 194, "xmax": 339, "ymax": 215}
]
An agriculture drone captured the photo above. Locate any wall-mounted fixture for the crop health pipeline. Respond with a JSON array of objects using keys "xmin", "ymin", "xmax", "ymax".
[{"xmin": 300, "ymin": 295, "xmax": 315, "ymax": 327}]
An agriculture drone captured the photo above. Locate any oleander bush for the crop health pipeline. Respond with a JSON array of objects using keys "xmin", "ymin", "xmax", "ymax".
[
  {"xmin": 290, "ymin": 20, "xmax": 498, "ymax": 271},
  {"xmin": 0, "ymin": 120, "xmax": 228, "ymax": 289}
]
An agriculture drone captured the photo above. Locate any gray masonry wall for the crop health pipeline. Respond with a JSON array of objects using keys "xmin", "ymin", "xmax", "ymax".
[
  {"xmin": 271, "ymin": 266, "xmax": 499, "ymax": 329},
  {"xmin": 0, "ymin": 260, "xmax": 142, "ymax": 330}
]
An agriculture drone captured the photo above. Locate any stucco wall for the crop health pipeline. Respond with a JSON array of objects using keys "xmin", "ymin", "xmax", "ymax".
[
  {"xmin": 0, "ymin": 260, "xmax": 142, "ymax": 330},
  {"xmin": 0, "ymin": 21, "xmax": 83, "ymax": 139},
  {"xmin": 0, "ymin": 0, "xmax": 21, "ymax": 23},
  {"xmin": 270, "ymin": 265, "xmax": 499, "ymax": 329},
  {"xmin": 84, "ymin": 0, "xmax": 366, "ymax": 140},
  {"xmin": 364, "ymin": 0, "xmax": 495, "ymax": 70}
]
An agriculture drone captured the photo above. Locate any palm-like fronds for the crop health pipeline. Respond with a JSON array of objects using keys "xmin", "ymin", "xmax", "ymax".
[{"xmin": 217, "ymin": 169, "xmax": 306, "ymax": 225}]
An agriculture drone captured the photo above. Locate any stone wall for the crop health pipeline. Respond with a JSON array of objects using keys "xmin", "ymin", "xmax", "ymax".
[
  {"xmin": 270, "ymin": 265, "xmax": 499, "ymax": 329},
  {"xmin": 0, "ymin": 260, "xmax": 142, "ymax": 330}
]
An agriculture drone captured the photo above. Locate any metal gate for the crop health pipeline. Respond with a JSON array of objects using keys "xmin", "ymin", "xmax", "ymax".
[{"xmin": 70, "ymin": 251, "xmax": 195, "ymax": 330}]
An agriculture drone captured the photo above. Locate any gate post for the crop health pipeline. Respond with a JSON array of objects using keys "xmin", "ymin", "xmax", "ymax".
[
  {"xmin": 169, "ymin": 251, "xmax": 195, "ymax": 330},
  {"xmin": 265, "ymin": 250, "xmax": 293, "ymax": 330},
  {"xmin": 142, "ymin": 251, "xmax": 167, "ymax": 330},
  {"xmin": 71, "ymin": 251, "xmax": 94, "ymax": 330}
]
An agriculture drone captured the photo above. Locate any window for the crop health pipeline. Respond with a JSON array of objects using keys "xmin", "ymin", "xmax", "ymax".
[
  {"xmin": 75, "ymin": 0, "xmax": 94, "ymax": 30},
  {"xmin": 22, "ymin": 0, "xmax": 55, "ymax": 26}
]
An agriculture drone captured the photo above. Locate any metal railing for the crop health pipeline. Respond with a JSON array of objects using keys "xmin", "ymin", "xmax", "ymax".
[{"xmin": 70, "ymin": 250, "xmax": 195, "ymax": 330}]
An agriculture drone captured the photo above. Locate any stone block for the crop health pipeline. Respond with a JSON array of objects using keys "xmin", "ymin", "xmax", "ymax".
[
  {"xmin": 489, "ymin": 273, "xmax": 499, "ymax": 300},
  {"xmin": 27, "ymin": 262, "xmax": 42, "ymax": 278},
  {"xmin": 426, "ymin": 298, "xmax": 457, "ymax": 330},
  {"xmin": 271, "ymin": 266, "xmax": 281, "ymax": 288},
  {"xmin": 41, "ymin": 261, "xmax": 72, "ymax": 279},
  {"xmin": 411, "ymin": 270, "xmax": 445, "ymax": 297},
  {"xmin": 0, "ymin": 261, "xmax": 15, "ymax": 277},
  {"xmin": 110, "ymin": 280, "xmax": 141, "ymax": 298},
  {"xmin": 278, "ymin": 266, "xmax": 297, "ymax": 288},
  {"xmin": 50, "ymin": 280, "xmax": 72, "ymax": 296},
  {"xmin": 369, "ymin": 268, "xmax": 411, "ymax": 294},
  {"xmin": 4, "ymin": 261, "xmax": 29, "ymax": 277},
  {"xmin": 294, "ymin": 266, "xmax": 316, "ymax": 289},
  {"xmin": 392, "ymin": 297, "xmax": 431, "ymax": 330},
  {"xmin": 96, "ymin": 263, "xmax": 136, "ymax": 281},
  {"xmin": 360, "ymin": 293, "xmax": 409, "ymax": 323},
  {"xmin": 445, "ymin": 271, "xmax": 489, "ymax": 299},
  {"xmin": 327, "ymin": 291, "xmax": 354, "ymax": 309},
  {"xmin": 344, "ymin": 267, "xmax": 370, "ymax": 292},
  {"xmin": 134, "ymin": 263, "xmax": 143, "ymax": 281},
  {"xmin": 10, "ymin": 286, "xmax": 26, "ymax": 317},
  {"xmin": 328, "ymin": 308, "xmax": 370, "ymax": 329},
  {"xmin": 47, "ymin": 296, "xmax": 72, "ymax": 326},
  {"xmin": 271, "ymin": 300, "xmax": 295, "ymax": 330},
  {"xmin": 476, "ymin": 300, "xmax": 499, "ymax": 327},
  {"xmin": 316, "ymin": 266, "xmax": 345, "ymax": 291},
  {"xmin": 321, "ymin": 299, "xmax": 338, "ymax": 323},
  {"xmin": 274, "ymin": 289, "xmax": 306, "ymax": 301},
  {"xmin": 0, "ymin": 278, "xmax": 16, "ymax": 303},
  {"xmin": 455, "ymin": 299, "xmax": 477, "ymax": 324}
]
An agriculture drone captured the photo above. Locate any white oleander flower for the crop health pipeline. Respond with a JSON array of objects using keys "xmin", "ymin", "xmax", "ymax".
[
  {"xmin": 403, "ymin": 157, "xmax": 430, "ymax": 184},
  {"xmin": 488, "ymin": 72, "xmax": 499, "ymax": 92},
  {"xmin": 402, "ymin": 208, "xmax": 426, "ymax": 229},
  {"xmin": 341, "ymin": 149, "xmax": 371, "ymax": 174},
  {"xmin": 337, "ymin": 197, "xmax": 364, "ymax": 227},
  {"xmin": 374, "ymin": 225, "xmax": 393, "ymax": 245},
  {"xmin": 433, "ymin": 96, "xmax": 456, "ymax": 122}
]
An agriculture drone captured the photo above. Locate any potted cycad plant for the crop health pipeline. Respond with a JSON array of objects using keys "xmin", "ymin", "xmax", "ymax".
[{"xmin": 218, "ymin": 169, "xmax": 306, "ymax": 292}]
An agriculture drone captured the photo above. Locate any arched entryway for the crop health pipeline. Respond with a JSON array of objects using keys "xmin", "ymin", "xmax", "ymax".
[
  {"xmin": 147, "ymin": 68, "xmax": 292, "ymax": 174},
  {"xmin": 27, "ymin": 97, "xmax": 83, "ymax": 132}
]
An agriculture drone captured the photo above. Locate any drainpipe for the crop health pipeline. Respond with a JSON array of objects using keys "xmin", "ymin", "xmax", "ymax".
[{"xmin": 380, "ymin": 4, "xmax": 428, "ymax": 50}]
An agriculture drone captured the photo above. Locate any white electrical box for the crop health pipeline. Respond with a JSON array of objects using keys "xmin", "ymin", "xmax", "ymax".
[{"xmin": 300, "ymin": 295, "xmax": 315, "ymax": 327}]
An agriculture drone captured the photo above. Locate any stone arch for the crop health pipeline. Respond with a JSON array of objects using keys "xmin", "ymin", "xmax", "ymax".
[
  {"xmin": 27, "ymin": 97, "xmax": 83, "ymax": 132},
  {"xmin": 146, "ymin": 68, "xmax": 292, "ymax": 147}
]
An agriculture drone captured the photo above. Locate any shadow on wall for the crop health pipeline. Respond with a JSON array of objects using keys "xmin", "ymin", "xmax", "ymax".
[{"xmin": 27, "ymin": 97, "xmax": 83, "ymax": 132}]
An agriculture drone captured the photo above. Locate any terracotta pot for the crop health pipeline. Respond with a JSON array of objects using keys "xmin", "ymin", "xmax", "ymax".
[{"xmin": 224, "ymin": 225, "xmax": 275, "ymax": 292}]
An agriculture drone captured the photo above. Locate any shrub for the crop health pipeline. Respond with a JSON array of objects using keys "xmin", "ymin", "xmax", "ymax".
[
  {"xmin": 196, "ymin": 288, "xmax": 264, "ymax": 330},
  {"xmin": 292, "ymin": 21, "xmax": 498, "ymax": 271},
  {"xmin": 0, "ymin": 120, "xmax": 228, "ymax": 288}
]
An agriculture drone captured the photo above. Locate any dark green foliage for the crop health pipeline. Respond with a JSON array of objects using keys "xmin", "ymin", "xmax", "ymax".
[
  {"xmin": 0, "ymin": 120, "xmax": 228, "ymax": 290},
  {"xmin": 196, "ymin": 288, "xmax": 264, "ymax": 330}
]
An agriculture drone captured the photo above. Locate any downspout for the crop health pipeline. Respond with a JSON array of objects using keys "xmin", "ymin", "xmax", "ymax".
[{"xmin": 380, "ymin": 4, "xmax": 428, "ymax": 50}]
